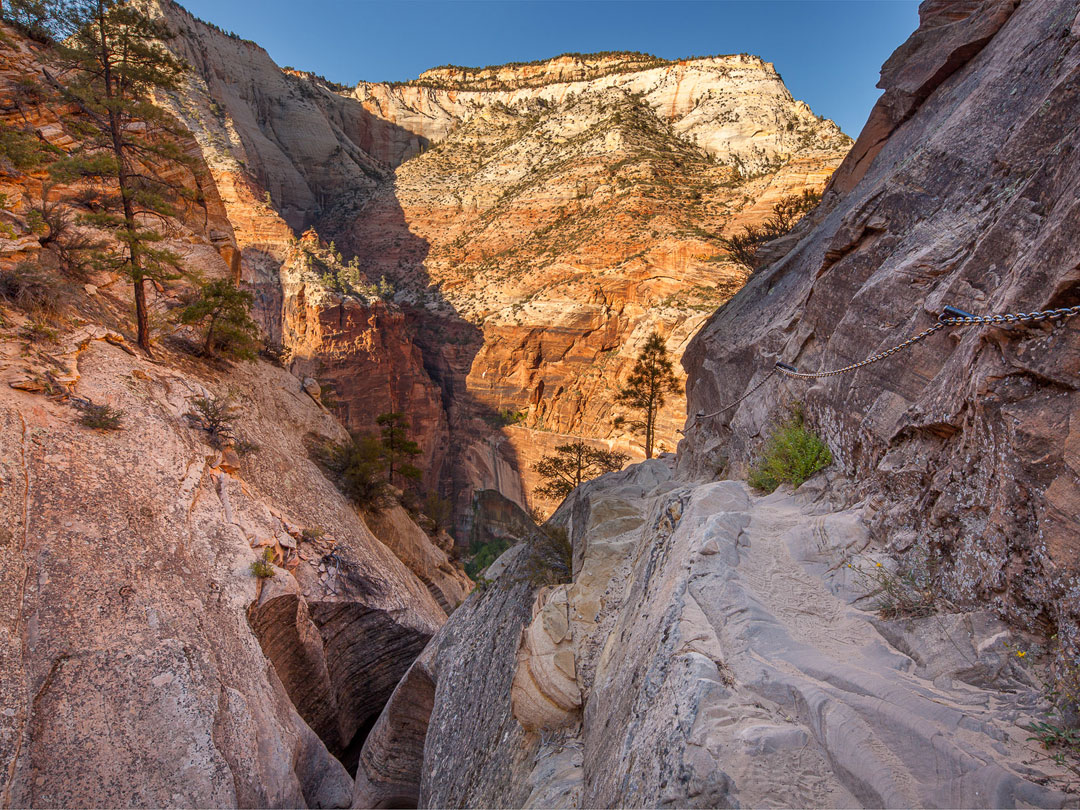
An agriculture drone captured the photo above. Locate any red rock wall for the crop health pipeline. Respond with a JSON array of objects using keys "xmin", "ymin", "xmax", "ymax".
[{"xmin": 284, "ymin": 293, "xmax": 450, "ymax": 491}]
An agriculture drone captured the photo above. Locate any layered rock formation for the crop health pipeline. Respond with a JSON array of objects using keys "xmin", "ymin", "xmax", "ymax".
[
  {"xmin": 0, "ymin": 22, "xmax": 471, "ymax": 805},
  {"xmin": 357, "ymin": 462, "xmax": 1071, "ymax": 808},
  {"xmin": 151, "ymin": 0, "xmax": 851, "ymax": 518},
  {"xmin": 681, "ymin": 0, "xmax": 1080, "ymax": 656},
  {"xmin": 339, "ymin": 54, "xmax": 850, "ymax": 513}
]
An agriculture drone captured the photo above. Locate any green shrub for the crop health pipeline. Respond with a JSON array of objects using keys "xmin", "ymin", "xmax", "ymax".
[
  {"xmin": 747, "ymin": 405, "xmax": 832, "ymax": 492},
  {"xmin": 250, "ymin": 547, "xmax": 276, "ymax": 579},
  {"xmin": 186, "ymin": 395, "xmax": 238, "ymax": 449},
  {"xmin": 0, "ymin": 263, "xmax": 66, "ymax": 314},
  {"xmin": 19, "ymin": 319, "xmax": 58, "ymax": 343},
  {"xmin": 0, "ymin": 123, "xmax": 62, "ymax": 169},
  {"xmin": 313, "ymin": 434, "xmax": 387, "ymax": 509},
  {"xmin": 719, "ymin": 189, "xmax": 822, "ymax": 271},
  {"xmin": 464, "ymin": 536, "xmax": 513, "ymax": 579},
  {"xmin": 484, "ymin": 407, "xmax": 526, "ymax": 428},
  {"xmin": 847, "ymin": 552, "xmax": 939, "ymax": 620},
  {"xmin": 77, "ymin": 401, "xmax": 124, "ymax": 431},
  {"xmin": 179, "ymin": 279, "xmax": 260, "ymax": 360},
  {"xmin": 522, "ymin": 526, "xmax": 573, "ymax": 587}
]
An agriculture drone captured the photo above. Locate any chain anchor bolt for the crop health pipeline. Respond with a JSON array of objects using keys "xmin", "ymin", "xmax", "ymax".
[{"xmin": 942, "ymin": 305, "xmax": 974, "ymax": 321}]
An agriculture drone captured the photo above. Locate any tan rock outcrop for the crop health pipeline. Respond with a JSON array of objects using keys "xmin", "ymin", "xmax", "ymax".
[
  {"xmin": 0, "ymin": 23, "xmax": 465, "ymax": 803},
  {"xmin": 510, "ymin": 586, "xmax": 581, "ymax": 731},
  {"xmin": 358, "ymin": 462, "xmax": 1072, "ymax": 808},
  {"xmin": 360, "ymin": 504, "xmax": 472, "ymax": 613},
  {"xmin": 680, "ymin": 0, "xmax": 1080, "ymax": 657}
]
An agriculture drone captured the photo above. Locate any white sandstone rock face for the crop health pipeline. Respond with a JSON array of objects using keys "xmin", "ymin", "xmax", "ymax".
[
  {"xmin": 352, "ymin": 54, "xmax": 847, "ymax": 174},
  {"xmin": 511, "ymin": 586, "xmax": 582, "ymax": 731},
  {"xmin": 357, "ymin": 462, "xmax": 1073, "ymax": 808}
]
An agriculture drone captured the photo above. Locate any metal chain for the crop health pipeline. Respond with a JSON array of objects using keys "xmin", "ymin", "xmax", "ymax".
[
  {"xmin": 694, "ymin": 302, "xmax": 1080, "ymax": 422},
  {"xmin": 939, "ymin": 304, "xmax": 1080, "ymax": 326},
  {"xmin": 774, "ymin": 323, "xmax": 945, "ymax": 380},
  {"xmin": 693, "ymin": 369, "xmax": 777, "ymax": 422}
]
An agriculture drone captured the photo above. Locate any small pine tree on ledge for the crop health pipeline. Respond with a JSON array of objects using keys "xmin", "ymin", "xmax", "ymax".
[
  {"xmin": 534, "ymin": 441, "xmax": 629, "ymax": 501},
  {"xmin": 615, "ymin": 332, "xmax": 681, "ymax": 459},
  {"xmin": 180, "ymin": 280, "xmax": 260, "ymax": 360},
  {"xmin": 376, "ymin": 412, "xmax": 422, "ymax": 489}
]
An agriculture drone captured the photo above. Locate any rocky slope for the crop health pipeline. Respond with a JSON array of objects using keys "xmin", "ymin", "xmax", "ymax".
[
  {"xmin": 681, "ymin": 0, "xmax": 1080, "ymax": 660},
  {"xmin": 0, "ymin": 22, "xmax": 470, "ymax": 805},
  {"xmin": 151, "ymin": 0, "xmax": 851, "ymax": 519},
  {"xmin": 357, "ymin": 462, "xmax": 1072, "ymax": 808}
]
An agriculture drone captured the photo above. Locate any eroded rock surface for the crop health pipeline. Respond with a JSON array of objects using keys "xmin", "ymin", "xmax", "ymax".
[
  {"xmin": 358, "ymin": 463, "xmax": 1072, "ymax": 808},
  {"xmin": 681, "ymin": 0, "xmax": 1080, "ymax": 653},
  {"xmin": 0, "ymin": 337, "xmax": 456, "ymax": 806}
]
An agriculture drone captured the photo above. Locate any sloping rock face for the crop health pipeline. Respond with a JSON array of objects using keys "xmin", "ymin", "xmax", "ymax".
[
  {"xmin": 0, "ymin": 22, "xmax": 466, "ymax": 804},
  {"xmin": 0, "ymin": 339, "xmax": 446, "ymax": 806},
  {"xmin": 359, "ymin": 504, "xmax": 473, "ymax": 613},
  {"xmin": 353, "ymin": 494, "xmax": 545, "ymax": 809},
  {"xmin": 356, "ymin": 462, "xmax": 1071, "ymax": 808},
  {"xmin": 151, "ymin": 0, "xmax": 393, "ymax": 234},
  {"xmin": 681, "ymin": 0, "xmax": 1080, "ymax": 656}
]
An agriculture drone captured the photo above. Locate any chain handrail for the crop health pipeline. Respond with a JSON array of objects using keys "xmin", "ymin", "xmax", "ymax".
[{"xmin": 693, "ymin": 303, "xmax": 1080, "ymax": 423}]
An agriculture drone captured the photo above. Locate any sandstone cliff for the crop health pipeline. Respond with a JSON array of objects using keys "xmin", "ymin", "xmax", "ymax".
[
  {"xmin": 681, "ymin": 0, "xmax": 1080, "ymax": 659},
  {"xmin": 336, "ymin": 70, "xmax": 848, "ymax": 513},
  {"xmin": 150, "ymin": 0, "xmax": 851, "ymax": 520},
  {"xmin": 0, "ymin": 22, "xmax": 470, "ymax": 805}
]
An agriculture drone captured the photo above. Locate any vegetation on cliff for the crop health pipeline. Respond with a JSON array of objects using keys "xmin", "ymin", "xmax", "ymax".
[
  {"xmin": 746, "ymin": 404, "xmax": 832, "ymax": 493},
  {"xmin": 615, "ymin": 332, "xmax": 682, "ymax": 459},
  {"xmin": 533, "ymin": 441, "xmax": 629, "ymax": 500},
  {"xmin": 48, "ymin": 0, "xmax": 192, "ymax": 355},
  {"xmin": 718, "ymin": 188, "xmax": 822, "ymax": 271}
]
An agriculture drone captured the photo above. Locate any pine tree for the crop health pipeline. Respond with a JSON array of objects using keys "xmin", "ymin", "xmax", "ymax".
[
  {"xmin": 47, "ymin": 0, "xmax": 191, "ymax": 356},
  {"xmin": 615, "ymin": 332, "xmax": 681, "ymax": 459},
  {"xmin": 533, "ymin": 441, "xmax": 629, "ymax": 501},
  {"xmin": 1, "ymin": 0, "xmax": 61, "ymax": 41},
  {"xmin": 180, "ymin": 279, "xmax": 260, "ymax": 359},
  {"xmin": 376, "ymin": 412, "xmax": 422, "ymax": 488}
]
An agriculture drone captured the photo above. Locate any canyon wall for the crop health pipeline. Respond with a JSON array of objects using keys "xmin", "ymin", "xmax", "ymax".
[
  {"xmin": 340, "ymin": 51, "xmax": 851, "ymax": 516},
  {"xmin": 681, "ymin": 0, "xmax": 1080, "ymax": 654},
  {"xmin": 152, "ymin": 0, "xmax": 851, "ymax": 520},
  {"xmin": 0, "ymin": 23, "xmax": 471, "ymax": 805}
]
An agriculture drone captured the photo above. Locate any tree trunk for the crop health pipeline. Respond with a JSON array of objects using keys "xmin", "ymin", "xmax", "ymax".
[
  {"xmin": 134, "ymin": 278, "xmax": 152, "ymax": 356},
  {"xmin": 644, "ymin": 404, "xmax": 654, "ymax": 459},
  {"xmin": 203, "ymin": 313, "xmax": 217, "ymax": 355}
]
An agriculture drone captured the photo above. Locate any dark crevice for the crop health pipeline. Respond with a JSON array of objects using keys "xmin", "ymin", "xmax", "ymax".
[{"xmin": 248, "ymin": 593, "xmax": 434, "ymax": 780}]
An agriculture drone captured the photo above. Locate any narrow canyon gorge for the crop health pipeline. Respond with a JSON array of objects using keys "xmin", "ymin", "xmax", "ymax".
[{"xmin": 1, "ymin": 0, "xmax": 1079, "ymax": 807}]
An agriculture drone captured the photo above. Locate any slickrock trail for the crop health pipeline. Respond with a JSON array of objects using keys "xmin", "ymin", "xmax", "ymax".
[{"xmin": 357, "ymin": 462, "xmax": 1072, "ymax": 808}]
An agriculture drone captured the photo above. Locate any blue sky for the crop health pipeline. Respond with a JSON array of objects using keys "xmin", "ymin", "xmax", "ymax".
[{"xmin": 178, "ymin": 0, "xmax": 919, "ymax": 137}]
